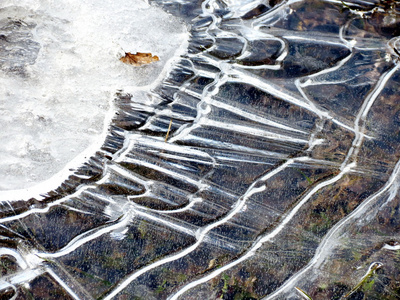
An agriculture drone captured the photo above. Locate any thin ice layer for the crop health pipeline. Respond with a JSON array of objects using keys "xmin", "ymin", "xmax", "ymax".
[{"xmin": 0, "ymin": 0, "xmax": 400, "ymax": 299}]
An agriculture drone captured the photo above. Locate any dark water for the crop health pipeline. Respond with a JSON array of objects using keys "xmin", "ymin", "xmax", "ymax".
[{"xmin": 0, "ymin": 0, "xmax": 400, "ymax": 299}]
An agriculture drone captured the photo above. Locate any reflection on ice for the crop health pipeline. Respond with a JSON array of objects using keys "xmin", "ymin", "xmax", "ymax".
[{"xmin": 0, "ymin": 0, "xmax": 400, "ymax": 299}]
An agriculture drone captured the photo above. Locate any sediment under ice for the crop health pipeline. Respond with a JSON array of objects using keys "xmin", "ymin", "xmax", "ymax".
[{"xmin": 0, "ymin": 0, "xmax": 400, "ymax": 299}]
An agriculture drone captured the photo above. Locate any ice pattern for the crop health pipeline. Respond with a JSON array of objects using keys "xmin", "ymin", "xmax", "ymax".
[{"xmin": 0, "ymin": 0, "xmax": 400, "ymax": 299}]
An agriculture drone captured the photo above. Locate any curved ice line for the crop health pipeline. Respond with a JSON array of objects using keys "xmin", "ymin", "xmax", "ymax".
[
  {"xmin": 37, "ymin": 209, "xmax": 131, "ymax": 259},
  {"xmin": 294, "ymin": 47, "xmax": 353, "ymax": 113},
  {"xmin": 153, "ymin": 198, "xmax": 203, "ymax": 214},
  {"xmin": 224, "ymin": 0, "xmax": 264, "ymax": 19},
  {"xmin": 201, "ymin": 0, "xmax": 218, "ymax": 31},
  {"xmin": 177, "ymin": 135, "xmax": 289, "ymax": 159},
  {"xmin": 220, "ymin": 32, "xmax": 249, "ymax": 60},
  {"xmin": 151, "ymin": 179, "xmax": 214, "ymax": 215},
  {"xmin": 3, "ymin": 268, "xmax": 43, "ymax": 296},
  {"xmin": 114, "ymin": 156, "xmax": 204, "ymax": 188},
  {"xmin": 204, "ymin": 119, "xmax": 309, "ymax": 144},
  {"xmin": 45, "ymin": 268, "xmax": 82, "ymax": 300},
  {"xmin": 135, "ymin": 58, "xmax": 198, "ymax": 131},
  {"xmin": 99, "ymin": 163, "xmax": 151, "ymax": 189},
  {"xmin": 194, "ymin": 0, "xmax": 218, "ymax": 55},
  {"xmin": 295, "ymin": 53, "xmax": 364, "ymax": 139},
  {"xmin": 133, "ymin": 207, "xmax": 196, "ymax": 236},
  {"xmin": 284, "ymin": 34, "xmax": 349, "ymax": 49},
  {"xmin": 0, "ymin": 280, "xmax": 17, "ymax": 300},
  {"xmin": 388, "ymin": 37, "xmax": 400, "ymax": 60},
  {"xmin": 182, "ymin": 64, "xmax": 217, "ymax": 82},
  {"xmin": 168, "ymin": 161, "xmax": 355, "ymax": 300},
  {"xmin": 128, "ymin": 183, "xmax": 208, "ymax": 215},
  {"xmin": 232, "ymin": 63, "xmax": 282, "ymax": 70},
  {"xmin": 168, "ymin": 72, "xmax": 228, "ymax": 143},
  {"xmin": 129, "ymin": 134, "xmax": 216, "ymax": 162},
  {"xmin": 267, "ymin": 157, "xmax": 400, "ymax": 299},
  {"xmin": 232, "ymin": 70, "xmax": 328, "ymax": 118},
  {"xmin": 103, "ymin": 158, "xmax": 297, "ymax": 300},
  {"xmin": 294, "ymin": 50, "xmax": 375, "ymax": 141},
  {"xmin": 209, "ymin": 98, "xmax": 308, "ymax": 134},
  {"xmin": 297, "ymin": 50, "xmax": 354, "ymax": 84},
  {"xmin": 59, "ymin": 204, "xmax": 95, "ymax": 216},
  {"xmin": 0, "ymin": 248, "xmax": 28, "ymax": 270},
  {"xmin": 340, "ymin": 17, "xmax": 358, "ymax": 49},
  {"xmin": 116, "ymin": 139, "xmax": 219, "ymax": 215},
  {"xmin": 252, "ymin": 0, "xmax": 303, "ymax": 30},
  {"xmin": 383, "ymin": 244, "xmax": 400, "ymax": 251},
  {"xmin": 236, "ymin": 36, "xmax": 286, "ymax": 62},
  {"xmin": 0, "ymin": 177, "xmax": 113, "ymax": 224},
  {"xmin": 108, "ymin": 130, "xmax": 136, "ymax": 162},
  {"xmin": 130, "ymin": 189, "xmax": 231, "ymax": 227},
  {"xmin": 340, "ymin": 64, "xmax": 400, "ymax": 170},
  {"xmin": 232, "ymin": 24, "xmax": 288, "ymax": 64}
]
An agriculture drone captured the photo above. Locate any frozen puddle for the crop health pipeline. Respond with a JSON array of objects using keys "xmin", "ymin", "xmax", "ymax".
[{"xmin": 0, "ymin": 0, "xmax": 188, "ymax": 190}]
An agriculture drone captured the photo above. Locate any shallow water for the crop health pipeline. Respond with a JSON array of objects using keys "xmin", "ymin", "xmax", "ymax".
[{"xmin": 0, "ymin": 0, "xmax": 399, "ymax": 299}]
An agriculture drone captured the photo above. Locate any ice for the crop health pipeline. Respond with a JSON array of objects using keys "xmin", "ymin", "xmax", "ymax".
[
  {"xmin": 0, "ymin": 0, "xmax": 400, "ymax": 299},
  {"xmin": 0, "ymin": 0, "xmax": 188, "ymax": 190}
]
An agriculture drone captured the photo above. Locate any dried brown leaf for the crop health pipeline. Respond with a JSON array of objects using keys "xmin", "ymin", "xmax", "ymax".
[{"xmin": 120, "ymin": 52, "xmax": 159, "ymax": 66}]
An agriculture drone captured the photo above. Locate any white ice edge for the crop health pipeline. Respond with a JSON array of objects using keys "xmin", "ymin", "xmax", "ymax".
[
  {"xmin": 267, "ymin": 157, "xmax": 400, "ymax": 299},
  {"xmin": 0, "ymin": 0, "xmax": 190, "ymax": 201},
  {"xmin": 102, "ymin": 157, "xmax": 296, "ymax": 300},
  {"xmin": 0, "ymin": 109, "xmax": 114, "ymax": 202},
  {"xmin": 168, "ymin": 161, "xmax": 355, "ymax": 300}
]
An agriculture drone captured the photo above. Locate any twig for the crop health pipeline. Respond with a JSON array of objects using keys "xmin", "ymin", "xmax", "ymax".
[{"xmin": 165, "ymin": 119, "xmax": 173, "ymax": 142}]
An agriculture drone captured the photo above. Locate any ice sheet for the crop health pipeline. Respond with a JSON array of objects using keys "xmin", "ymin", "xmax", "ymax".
[
  {"xmin": 0, "ymin": 0, "xmax": 400, "ymax": 299},
  {"xmin": 0, "ymin": 0, "xmax": 187, "ymax": 190}
]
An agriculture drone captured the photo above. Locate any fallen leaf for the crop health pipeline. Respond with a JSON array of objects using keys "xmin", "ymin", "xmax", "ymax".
[{"xmin": 119, "ymin": 52, "xmax": 159, "ymax": 66}]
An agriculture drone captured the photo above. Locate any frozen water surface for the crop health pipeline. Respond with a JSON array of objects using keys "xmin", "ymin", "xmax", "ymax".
[
  {"xmin": 0, "ymin": 0, "xmax": 400, "ymax": 299},
  {"xmin": 0, "ymin": 0, "xmax": 187, "ymax": 190}
]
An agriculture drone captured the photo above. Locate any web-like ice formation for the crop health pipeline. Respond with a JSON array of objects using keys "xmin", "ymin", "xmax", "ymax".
[{"xmin": 0, "ymin": 0, "xmax": 400, "ymax": 299}]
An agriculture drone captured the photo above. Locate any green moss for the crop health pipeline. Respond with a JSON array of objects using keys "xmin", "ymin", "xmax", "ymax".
[
  {"xmin": 362, "ymin": 278, "xmax": 375, "ymax": 291},
  {"xmin": 155, "ymin": 279, "xmax": 168, "ymax": 294},
  {"xmin": 296, "ymin": 168, "xmax": 314, "ymax": 184},
  {"xmin": 138, "ymin": 220, "xmax": 149, "ymax": 239},
  {"xmin": 352, "ymin": 250, "xmax": 362, "ymax": 262},
  {"xmin": 318, "ymin": 283, "xmax": 328, "ymax": 291},
  {"xmin": 221, "ymin": 274, "xmax": 230, "ymax": 298}
]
